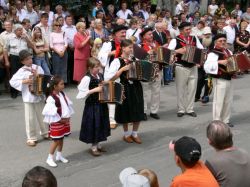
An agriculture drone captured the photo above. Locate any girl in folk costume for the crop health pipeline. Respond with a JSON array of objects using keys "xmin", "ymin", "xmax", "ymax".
[
  {"xmin": 42, "ymin": 75, "xmax": 74, "ymax": 167},
  {"xmin": 108, "ymin": 39, "xmax": 144, "ymax": 144},
  {"xmin": 77, "ymin": 57, "xmax": 110, "ymax": 156},
  {"xmin": 9, "ymin": 50, "xmax": 48, "ymax": 147}
]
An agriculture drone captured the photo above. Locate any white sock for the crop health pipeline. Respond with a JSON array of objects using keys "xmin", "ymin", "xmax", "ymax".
[
  {"xmin": 92, "ymin": 144, "xmax": 97, "ymax": 151},
  {"xmin": 56, "ymin": 151, "xmax": 62, "ymax": 158},
  {"xmin": 132, "ymin": 131, "xmax": 138, "ymax": 137},
  {"xmin": 124, "ymin": 131, "xmax": 131, "ymax": 137},
  {"xmin": 97, "ymin": 143, "xmax": 102, "ymax": 149},
  {"xmin": 48, "ymin": 154, "xmax": 54, "ymax": 160}
]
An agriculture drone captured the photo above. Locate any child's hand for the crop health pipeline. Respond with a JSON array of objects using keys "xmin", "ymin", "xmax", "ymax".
[
  {"xmin": 96, "ymin": 85, "xmax": 103, "ymax": 93},
  {"xmin": 23, "ymin": 78, "xmax": 33, "ymax": 85},
  {"xmin": 122, "ymin": 64, "xmax": 131, "ymax": 72}
]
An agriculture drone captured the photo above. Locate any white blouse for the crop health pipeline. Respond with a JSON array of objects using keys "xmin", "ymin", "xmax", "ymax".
[
  {"xmin": 42, "ymin": 92, "xmax": 74, "ymax": 123},
  {"xmin": 9, "ymin": 64, "xmax": 44, "ymax": 103}
]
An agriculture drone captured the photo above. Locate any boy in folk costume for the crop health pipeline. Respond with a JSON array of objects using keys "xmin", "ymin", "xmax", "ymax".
[{"xmin": 9, "ymin": 50, "xmax": 48, "ymax": 146}]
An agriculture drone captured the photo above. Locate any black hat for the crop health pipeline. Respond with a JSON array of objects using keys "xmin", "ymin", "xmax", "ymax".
[
  {"xmin": 112, "ymin": 24, "xmax": 128, "ymax": 34},
  {"xmin": 140, "ymin": 26, "xmax": 153, "ymax": 38},
  {"xmin": 19, "ymin": 50, "xmax": 32, "ymax": 62},
  {"xmin": 178, "ymin": 22, "xmax": 191, "ymax": 30},
  {"xmin": 213, "ymin": 33, "xmax": 227, "ymax": 41},
  {"xmin": 174, "ymin": 136, "xmax": 201, "ymax": 164}
]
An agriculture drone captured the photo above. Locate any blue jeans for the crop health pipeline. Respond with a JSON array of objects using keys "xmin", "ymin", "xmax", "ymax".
[
  {"xmin": 164, "ymin": 65, "xmax": 173, "ymax": 81},
  {"xmin": 33, "ymin": 56, "xmax": 51, "ymax": 75}
]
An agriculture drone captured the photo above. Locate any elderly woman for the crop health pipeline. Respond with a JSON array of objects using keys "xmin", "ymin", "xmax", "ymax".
[
  {"xmin": 50, "ymin": 21, "xmax": 68, "ymax": 82},
  {"xmin": 90, "ymin": 18, "xmax": 109, "ymax": 41},
  {"xmin": 235, "ymin": 21, "xmax": 250, "ymax": 53},
  {"xmin": 73, "ymin": 22, "xmax": 91, "ymax": 82}
]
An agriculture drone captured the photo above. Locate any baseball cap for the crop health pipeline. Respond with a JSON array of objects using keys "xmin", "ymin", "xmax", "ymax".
[
  {"xmin": 203, "ymin": 27, "xmax": 212, "ymax": 35},
  {"xmin": 119, "ymin": 167, "xmax": 150, "ymax": 187},
  {"xmin": 174, "ymin": 136, "xmax": 201, "ymax": 164}
]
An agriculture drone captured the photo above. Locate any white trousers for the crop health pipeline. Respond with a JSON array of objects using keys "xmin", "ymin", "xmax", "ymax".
[
  {"xmin": 142, "ymin": 71, "xmax": 162, "ymax": 114},
  {"xmin": 108, "ymin": 104, "xmax": 116, "ymax": 124},
  {"xmin": 24, "ymin": 102, "xmax": 47, "ymax": 141},
  {"xmin": 212, "ymin": 78, "xmax": 233, "ymax": 123},
  {"xmin": 175, "ymin": 65, "xmax": 197, "ymax": 113}
]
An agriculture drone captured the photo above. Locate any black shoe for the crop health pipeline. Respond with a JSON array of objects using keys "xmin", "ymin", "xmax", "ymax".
[
  {"xmin": 164, "ymin": 81, "xmax": 169, "ymax": 85},
  {"xmin": 186, "ymin": 112, "xmax": 197, "ymax": 117},
  {"xmin": 227, "ymin": 123, "xmax": 234, "ymax": 127},
  {"xmin": 143, "ymin": 113, "xmax": 148, "ymax": 121},
  {"xmin": 150, "ymin": 113, "xmax": 160, "ymax": 119},
  {"xmin": 195, "ymin": 98, "xmax": 200, "ymax": 102},
  {"xmin": 11, "ymin": 93, "xmax": 17, "ymax": 99},
  {"xmin": 177, "ymin": 112, "xmax": 185, "ymax": 117}
]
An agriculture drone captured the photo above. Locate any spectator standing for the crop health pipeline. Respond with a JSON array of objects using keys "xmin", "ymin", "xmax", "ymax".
[
  {"xmin": 191, "ymin": 21, "xmax": 205, "ymax": 39},
  {"xmin": 62, "ymin": 15, "xmax": 77, "ymax": 83},
  {"xmin": 16, "ymin": 0, "xmax": 27, "ymax": 22},
  {"xmin": 126, "ymin": 18, "xmax": 141, "ymax": 44},
  {"xmin": 116, "ymin": 2, "xmax": 133, "ymax": 20},
  {"xmin": 214, "ymin": 2, "xmax": 228, "ymax": 18},
  {"xmin": 7, "ymin": 6, "xmax": 20, "ymax": 24},
  {"xmin": 0, "ymin": 20, "xmax": 15, "ymax": 49},
  {"xmin": 32, "ymin": 26, "xmax": 50, "ymax": 75},
  {"xmin": 208, "ymin": 0, "xmax": 218, "ymax": 17},
  {"xmin": 169, "ymin": 20, "xmax": 180, "ymax": 39},
  {"xmin": 91, "ymin": 19, "xmax": 109, "ymax": 42},
  {"xmin": 133, "ymin": 4, "xmax": 145, "ymax": 20},
  {"xmin": 223, "ymin": 19, "xmax": 236, "ymax": 52},
  {"xmin": 235, "ymin": 21, "xmax": 250, "ymax": 53},
  {"xmin": 42, "ymin": 3, "xmax": 54, "ymax": 26},
  {"xmin": 4, "ymin": 24, "xmax": 33, "ymax": 98},
  {"xmin": 242, "ymin": 7, "xmax": 250, "ymax": 22},
  {"xmin": 140, "ymin": 2, "xmax": 149, "ymax": 21},
  {"xmin": 92, "ymin": 0, "xmax": 105, "ymax": 18},
  {"xmin": 54, "ymin": 5, "xmax": 66, "ymax": 20},
  {"xmin": 175, "ymin": 0, "xmax": 184, "ymax": 16},
  {"xmin": 50, "ymin": 21, "xmax": 68, "ymax": 83},
  {"xmin": 187, "ymin": 0, "xmax": 199, "ymax": 16},
  {"xmin": 73, "ymin": 22, "xmax": 91, "ymax": 82},
  {"xmin": 34, "ymin": 13, "xmax": 52, "ymax": 44},
  {"xmin": 24, "ymin": 2, "xmax": 39, "ymax": 26},
  {"xmin": 205, "ymin": 120, "xmax": 250, "ymax": 187},
  {"xmin": 106, "ymin": 4, "xmax": 116, "ymax": 20},
  {"xmin": 231, "ymin": 4, "xmax": 242, "ymax": 18}
]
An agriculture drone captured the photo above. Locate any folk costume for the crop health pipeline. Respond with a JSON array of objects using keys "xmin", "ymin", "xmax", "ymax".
[
  {"xmin": 140, "ymin": 27, "xmax": 162, "ymax": 119},
  {"xmin": 42, "ymin": 91, "xmax": 74, "ymax": 139},
  {"xmin": 77, "ymin": 72, "xmax": 110, "ymax": 144},
  {"xmin": 109, "ymin": 58, "xmax": 144, "ymax": 124},
  {"xmin": 9, "ymin": 64, "xmax": 48, "ymax": 144},
  {"xmin": 168, "ymin": 23, "xmax": 204, "ymax": 116},
  {"xmin": 98, "ymin": 25, "xmax": 127, "ymax": 127},
  {"xmin": 204, "ymin": 35, "xmax": 234, "ymax": 124}
]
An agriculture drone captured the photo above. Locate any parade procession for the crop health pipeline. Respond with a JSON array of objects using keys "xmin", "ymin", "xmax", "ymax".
[{"xmin": 1, "ymin": 0, "xmax": 250, "ymax": 186}]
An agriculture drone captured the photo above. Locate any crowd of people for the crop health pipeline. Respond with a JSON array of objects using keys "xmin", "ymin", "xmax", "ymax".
[{"xmin": 2, "ymin": 0, "xmax": 250, "ymax": 186}]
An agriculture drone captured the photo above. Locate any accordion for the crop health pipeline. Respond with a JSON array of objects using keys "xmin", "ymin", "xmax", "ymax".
[
  {"xmin": 226, "ymin": 55, "xmax": 239, "ymax": 73},
  {"xmin": 154, "ymin": 47, "xmax": 174, "ymax": 65},
  {"xmin": 99, "ymin": 81, "xmax": 124, "ymax": 104},
  {"xmin": 29, "ymin": 74, "xmax": 51, "ymax": 96},
  {"xmin": 235, "ymin": 51, "xmax": 250, "ymax": 71},
  {"xmin": 127, "ymin": 60, "xmax": 155, "ymax": 82},
  {"xmin": 181, "ymin": 45, "xmax": 207, "ymax": 65}
]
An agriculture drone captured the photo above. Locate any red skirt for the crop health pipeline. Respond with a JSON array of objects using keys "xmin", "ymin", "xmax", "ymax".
[{"xmin": 49, "ymin": 122, "xmax": 71, "ymax": 139}]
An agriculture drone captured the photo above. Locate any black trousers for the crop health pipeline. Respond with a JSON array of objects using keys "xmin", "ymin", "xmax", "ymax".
[
  {"xmin": 9, "ymin": 55, "xmax": 22, "ymax": 95},
  {"xmin": 67, "ymin": 48, "xmax": 75, "ymax": 84},
  {"xmin": 195, "ymin": 67, "xmax": 209, "ymax": 99}
]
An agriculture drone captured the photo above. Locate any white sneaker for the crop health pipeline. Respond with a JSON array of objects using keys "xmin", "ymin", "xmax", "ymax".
[
  {"xmin": 56, "ymin": 155, "xmax": 69, "ymax": 163},
  {"xmin": 46, "ymin": 158, "xmax": 57, "ymax": 167}
]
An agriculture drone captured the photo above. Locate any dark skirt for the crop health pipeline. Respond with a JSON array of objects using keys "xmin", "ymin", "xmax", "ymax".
[
  {"xmin": 79, "ymin": 103, "xmax": 110, "ymax": 144},
  {"xmin": 115, "ymin": 81, "xmax": 144, "ymax": 124}
]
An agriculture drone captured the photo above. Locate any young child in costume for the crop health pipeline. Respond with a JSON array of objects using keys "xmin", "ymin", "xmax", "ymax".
[
  {"xmin": 42, "ymin": 75, "xmax": 74, "ymax": 167},
  {"xmin": 77, "ymin": 57, "xmax": 110, "ymax": 156}
]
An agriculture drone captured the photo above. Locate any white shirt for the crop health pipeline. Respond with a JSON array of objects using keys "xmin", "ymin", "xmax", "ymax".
[
  {"xmin": 104, "ymin": 58, "xmax": 121, "ymax": 82},
  {"xmin": 168, "ymin": 36, "xmax": 204, "ymax": 50},
  {"xmin": 0, "ymin": 31, "xmax": 15, "ymax": 48},
  {"xmin": 169, "ymin": 28, "xmax": 180, "ymax": 39},
  {"xmin": 187, "ymin": 1, "xmax": 200, "ymax": 14},
  {"xmin": 208, "ymin": 4, "xmax": 218, "ymax": 16},
  {"xmin": 116, "ymin": 9, "xmax": 133, "ymax": 19},
  {"xmin": 42, "ymin": 92, "xmax": 74, "ymax": 123},
  {"xmin": 175, "ymin": 2, "xmax": 184, "ymax": 15},
  {"xmin": 191, "ymin": 27, "xmax": 204, "ymax": 38},
  {"xmin": 41, "ymin": 11, "xmax": 54, "ymax": 26},
  {"xmin": 16, "ymin": 9, "xmax": 27, "ymax": 22},
  {"xmin": 223, "ymin": 25, "xmax": 236, "ymax": 44},
  {"xmin": 34, "ymin": 22, "xmax": 52, "ymax": 44},
  {"xmin": 62, "ymin": 24, "xmax": 77, "ymax": 47},
  {"xmin": 126, "ymin": 28, "xmax": 141, "ymax": 44},
  {"xmin": 9, "ymin": 64, "xmax": 44, "ymax": 103},
  {"xmin": 98, "ymin": 41, "xmax": 113, "ymax": 79},
  {"xmin": 25, "ymin": 10, "xmax": 39, "ymax": 25},
  {"xmin": 76, "ymin": 74, "xmax": 101, "ymax": 99},
  {"xmin": 140, "ymin": 9, "xmax": 149, "ymax": 20}
]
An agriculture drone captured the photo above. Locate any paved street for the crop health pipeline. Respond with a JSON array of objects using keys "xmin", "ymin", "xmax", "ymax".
[{"xmin": 1, "ymin": 74, "xmax": 250, "ymax": 187}]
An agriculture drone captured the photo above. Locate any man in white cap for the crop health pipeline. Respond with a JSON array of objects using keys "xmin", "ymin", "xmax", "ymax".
[
  {"xmin": 119, "ymin": 167, "xmax": 150, "ymax": 187},
  {"xmin": 4, "ymin": 23, "xmax": 33, "ymax": 98}
]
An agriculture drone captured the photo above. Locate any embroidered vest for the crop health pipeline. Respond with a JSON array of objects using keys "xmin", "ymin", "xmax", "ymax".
[{"xmin": 51, "ymin": 91, "xmax": 68, "ymax": 117}]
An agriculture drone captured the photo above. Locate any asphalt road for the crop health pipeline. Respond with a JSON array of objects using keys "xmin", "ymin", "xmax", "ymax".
[{"xmin": 1, "ymin": 74, "xmax": 250, "ymax": 187}]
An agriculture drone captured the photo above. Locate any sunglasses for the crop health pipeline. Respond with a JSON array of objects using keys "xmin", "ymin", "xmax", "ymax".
[
  {"xmin": 217, "ymin": 39, "xmax": 226, "ymax": 43},
  {"xmin": 55, "ymin": 24, "xmax": 62, "ymax": 27}
]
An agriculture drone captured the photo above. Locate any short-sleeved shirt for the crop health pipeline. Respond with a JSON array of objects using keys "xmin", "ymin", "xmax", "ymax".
[
  {"xmin": 170, "ymin": 161, "xmax": 219, "ymax": 187},
  {"xmin": 5, "ymin": 34, "xmax": 29, "ymax": 56}
]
